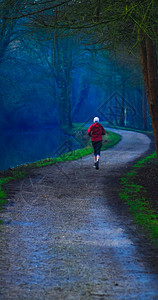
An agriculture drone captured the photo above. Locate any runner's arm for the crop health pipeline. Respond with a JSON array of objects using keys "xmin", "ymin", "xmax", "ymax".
[{"xmin": 88, "ymin": 125, "xmax": 93, "ymax": 136}]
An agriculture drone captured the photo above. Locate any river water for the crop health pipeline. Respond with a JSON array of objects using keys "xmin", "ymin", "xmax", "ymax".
[{"xmin": 0, "ymin": 128, "xmax": 83, "ymax": 171}]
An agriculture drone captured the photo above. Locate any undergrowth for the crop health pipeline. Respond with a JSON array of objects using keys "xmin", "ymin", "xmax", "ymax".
[{"xmin": 120, "ymin": 152, "xmax": 158, "ymax": 246}]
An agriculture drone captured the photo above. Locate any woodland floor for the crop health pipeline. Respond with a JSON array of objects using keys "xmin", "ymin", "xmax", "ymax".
[{"xmin": 135, "ymin": 157, "xmax": 158, "ymax": 212}]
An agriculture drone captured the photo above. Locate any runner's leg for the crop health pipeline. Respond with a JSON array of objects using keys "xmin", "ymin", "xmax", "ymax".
[
  {"xmin": 92, "ymin": 142, "xmax": 97, "ymax": 167},
  {"xmin": 94, "ymin": 156, "xmax": 97, "ymax": 163},
  {"xmin": 96, "ymin": 141, "xmax": 102, "ymax": 169}
]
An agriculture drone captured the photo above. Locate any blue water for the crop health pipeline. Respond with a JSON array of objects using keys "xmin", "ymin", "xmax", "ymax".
[{"xmin": 0, "ymin": 128, "xmax": 84, "ymax": 171}]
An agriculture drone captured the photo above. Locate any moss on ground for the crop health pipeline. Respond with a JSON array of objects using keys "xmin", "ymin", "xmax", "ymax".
[{"xmin": 120, "ymin": 152, "xmax": 158, "ymax": 246}]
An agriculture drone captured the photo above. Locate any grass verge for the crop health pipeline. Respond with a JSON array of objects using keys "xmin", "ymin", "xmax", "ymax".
[
  {"xmin": 0, "ymin": 170, "xmax": 25, "ymax": 223},
  {"xmin": 119, "ymin": 151, "xmax": 158, "ymax": 246},
  {"xmin": 0, "ymin": 128, "xmax": 121, "ymax": 214}
]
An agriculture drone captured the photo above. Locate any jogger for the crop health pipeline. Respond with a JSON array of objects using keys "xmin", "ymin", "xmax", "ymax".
[{"xmin": 88, "ymin": 117, "xmax": 106, "ymax": 169}]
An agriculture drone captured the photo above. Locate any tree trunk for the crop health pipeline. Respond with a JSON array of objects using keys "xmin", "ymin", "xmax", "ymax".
[
  {"xmin": 140, "ymin": 35, "xmax": 158, "ymax": 157},
  {"xmin": 53, "ymin": 36, "xmax": 72, "ymax": 132},
  {"xmin": 142, "ymin": 86, "xmax": 147, "ymax": 130},
  {"xmin": 119, "ymin": 80, "xmax": 125, "ymax": 127},
  {"xmin": 57, "ymin": 80, "xmax": 72, "ymax": 132}
]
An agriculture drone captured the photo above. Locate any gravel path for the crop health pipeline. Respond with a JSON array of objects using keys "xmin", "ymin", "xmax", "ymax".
[{"xmin": 1, "ymin": 129, "xmax": 158, "ymax": 300}]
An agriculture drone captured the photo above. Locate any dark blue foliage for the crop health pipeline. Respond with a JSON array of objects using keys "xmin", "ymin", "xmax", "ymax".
[{"xmin": 0, "ymin": 30, "xmax": 151, "ymax": 170}]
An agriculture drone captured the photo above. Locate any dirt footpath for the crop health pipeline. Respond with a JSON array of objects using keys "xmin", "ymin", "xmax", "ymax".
[{"xmin": 1, "ymin": 129, "xmax": 158, "ymax": 300}]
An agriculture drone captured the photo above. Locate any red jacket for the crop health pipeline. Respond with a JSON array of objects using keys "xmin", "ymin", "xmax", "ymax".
[{"xmin": 88, "ymin": 123, "xmax": 106, "ymax": 141}]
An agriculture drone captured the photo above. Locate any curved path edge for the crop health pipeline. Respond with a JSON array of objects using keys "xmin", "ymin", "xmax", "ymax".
[{"xmin": 0, "ymin": 129, "xmax": 158, "ymax": 300}]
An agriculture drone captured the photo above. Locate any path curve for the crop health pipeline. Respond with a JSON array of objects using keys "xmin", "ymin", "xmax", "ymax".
[{"xmin": 1, "ymin": 129, "xmax": 158, "ymax": 300}]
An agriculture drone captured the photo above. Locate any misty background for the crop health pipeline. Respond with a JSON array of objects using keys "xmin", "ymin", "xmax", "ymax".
[{"xmin": 0, "ymin": 15, "xmax": 151, "ymax": 171}]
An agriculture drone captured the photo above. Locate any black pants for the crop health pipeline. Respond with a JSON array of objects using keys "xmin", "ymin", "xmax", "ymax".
[{"xmin": 92, "ymin": 141, "xmax": 102, "ymax": 156}]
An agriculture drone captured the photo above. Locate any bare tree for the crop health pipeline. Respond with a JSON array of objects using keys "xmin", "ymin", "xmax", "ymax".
[{"xmin": 22, "ymin": 0, "xmax": 158, "ymax": 156}]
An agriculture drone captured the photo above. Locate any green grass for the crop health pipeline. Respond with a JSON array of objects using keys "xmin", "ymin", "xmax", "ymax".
[
  {"xmin": 120, "ymin": 151, "xmax": 158, "ymax": 246},
  {"xmin": 0, "ymin": 126, "xmax": 121, "ymax": 213},
  {"xmin": 0, "ymin": 172, "xmax": 25, "ymax": 210},
  {"xmin": 133, "ymin": 152, "xmax": 157, "ymax": 167}
]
